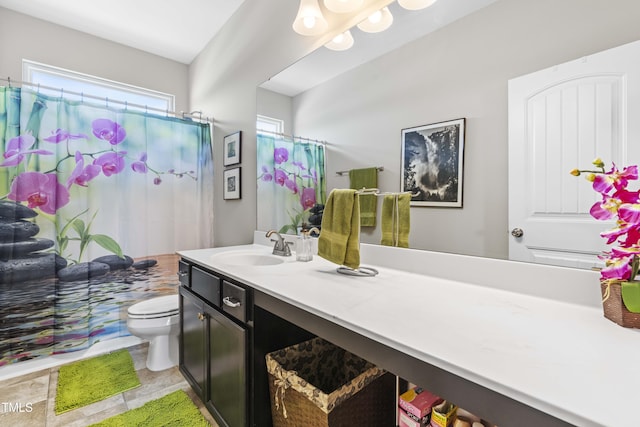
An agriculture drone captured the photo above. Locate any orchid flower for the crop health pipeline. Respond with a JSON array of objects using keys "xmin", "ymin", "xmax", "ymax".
[
  {"xmin": 92, "ymin": 118, "xmax": 126, "ymax": 145},
  {"xmin": 274, "ymin": 169, "xmax": 287, "ymax": 186},
  {"xmin": 66, "ymin": 151, "xmax": 101, "ymax": 188},
  {"xmin": 43, "ymin": 129, "xmax": 88, "ymax": 144},
  {"xmin": 574, "ymin": 158, "xmax": 640, "ymax": 282},
  {"xmin": 259, "ymin": 166, "xmax": 273, "ymax": 182},
  {"xmin": 285, "ymin": 178, "xmax": 299, "ymax": 194},
  {"xmin": 300, "ymin": 187, "xmax": 317, "ymax": 210},
  {"xmin": 274, "ymin": 147, "xmax": 289, "ymax": 165},
  {"xmin": 94, "ymin": 151, "xmax": 127, "ymax": 177},
  {"xmin": 592, "ymin": 164, "xmax": 639, "ymax": 194},
  {"xmin": 1, "ymin": 134, "xmax": 53, "ymax": 167},
  {"xmin": 601, "ymin": 255, "xmax": 634, "ymax": 281},
  {"xmin": 8, "ymin": 172, "xmax": 70, "ymax": 214},
  {"xmin": 131, "ymin": 152, "xmax": 148, "ymax": 173}
]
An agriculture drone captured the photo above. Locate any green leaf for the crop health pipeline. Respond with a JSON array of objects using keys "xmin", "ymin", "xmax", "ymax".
[
  {"xmin": 622, "ymin": 281, "xmax": 640, "ymax": 313},
  {"xmin": 279, "ymin": 224, "xmax": 297, "ymax": 234},
  {"xmin": 58, "ymin": 236, "xmax": 69, "ymax": 253},
  {"xmin": 71, "ymin": 219, "xmax": 86, "ymax": 238},
  {"xmin": 91, "ymin": 234, "xmax": 124, "ymax": 258}
]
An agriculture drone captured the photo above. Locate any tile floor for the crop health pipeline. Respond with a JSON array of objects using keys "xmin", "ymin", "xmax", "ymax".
[{"xmin": 0, "ymin": 342, "xmax": 219, "ymax": 427}]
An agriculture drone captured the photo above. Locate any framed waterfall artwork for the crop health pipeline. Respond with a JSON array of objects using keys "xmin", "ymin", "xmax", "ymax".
[
  {"xmin": 223, "ymin": 130, "xmax": 241, "ymax": 166},
  {"xmin": 224, "ymin": 167, "xmax": 241, "ymax": 200},
  {"xmin": 401, "ymin": 118, "xmax": 465, "ymax": 207}
]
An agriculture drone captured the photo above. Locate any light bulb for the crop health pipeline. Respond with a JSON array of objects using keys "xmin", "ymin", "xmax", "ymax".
[
  {"xmin": 369, "ymin": 10, "xmax": 382, "ymax": 24},
  {"xmin": 325, "ymin": 30, "xmax": 354, "ymax": 51},
  {"xmin": 303, "ymin": 16, "xmax": 316, "ymax": 29},
  {"xmin": 357, "ymin": 7, "xmax": 393, "ymax": 33},
  {"xmin": 292, "ymin": 0, "xmax": 328, "ymax": 36}
]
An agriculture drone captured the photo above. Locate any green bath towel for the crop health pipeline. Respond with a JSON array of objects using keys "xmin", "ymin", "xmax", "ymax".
[
  {"xmin": 349, "ymin": 167, "xmax": 378, "ymax": 227},
  {"xmin": 318, "ymin": 189, "xmax": 360, "ymax": 269},
  {"xmin": 381, "ymin": 194, "xmax": 410, "ymax": 248}
]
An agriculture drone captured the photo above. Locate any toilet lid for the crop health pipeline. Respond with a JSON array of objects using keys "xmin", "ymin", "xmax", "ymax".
[{"xmin": 128, "ymin": 294, "xmax": 179, "ymax": 316}]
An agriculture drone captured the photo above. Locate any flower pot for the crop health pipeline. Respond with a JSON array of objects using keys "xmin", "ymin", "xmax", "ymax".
[{"xmin": 601, "ymin": 281, "xmax": 640, "ymax": 328}]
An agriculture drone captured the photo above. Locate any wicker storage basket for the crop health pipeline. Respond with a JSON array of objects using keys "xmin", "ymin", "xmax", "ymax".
[
  {"xmin": 601, "ymin": 281, "xmax": 640, "ymax": 328},
  {"xmin": 265, "ymin": 337, "xmax": 395, "ymax": 427}
]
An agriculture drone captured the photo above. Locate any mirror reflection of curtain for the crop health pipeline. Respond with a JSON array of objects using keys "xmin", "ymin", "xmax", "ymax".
[
  {"xmin": 0, "ymin": 86, "xmax": 213, "ymax": 365},
  {"xmin": 257, "ymin": 134, "xmax": 326, "ymax": 234}
]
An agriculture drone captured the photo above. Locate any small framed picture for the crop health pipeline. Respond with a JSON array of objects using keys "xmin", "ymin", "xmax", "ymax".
[
  {"xmin": 401, "ymin": 118, "xmax": 465, "ymax": 207},
  {"xmin": 223, "ymin": 131, "xmax": 241, "ymax": 166},
  {"xmin": 223, "ymin": 167, "xmax": 241, "ymax": 200}
]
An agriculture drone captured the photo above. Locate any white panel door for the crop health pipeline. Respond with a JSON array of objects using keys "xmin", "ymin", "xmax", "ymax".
[{"xmin": 508, "ymin": 39, "xmax": 640, "ymax": 268}]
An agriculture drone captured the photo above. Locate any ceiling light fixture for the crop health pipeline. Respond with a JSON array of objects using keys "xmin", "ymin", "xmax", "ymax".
[
  {"xmin": 324, "ymin": 30, "xmax": 355, "ymax": 51},
  {"xmin": 323, "ymin": 0, "xmax": 364, "ymax": 14},
  {"xmin": 356, "ymin": 6, "xmax": 393, "ymax": 33},
  {"xmin": 293, "ymin": 0, "xmax": 329, "ymax": 36},
  {"xmin": 397, "ymin": 0, "xmax": 438, "ymax": 10}
]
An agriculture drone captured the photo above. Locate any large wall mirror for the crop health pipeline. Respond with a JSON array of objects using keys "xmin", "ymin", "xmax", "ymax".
[{"xmin": 256, "ymin": 0, "xmax": 640, "ymax": 268}]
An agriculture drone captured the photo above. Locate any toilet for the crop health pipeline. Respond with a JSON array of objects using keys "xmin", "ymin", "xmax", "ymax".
[{"xmin": 126, "ymin": 294, "xmax": 180, "ymax": 371}]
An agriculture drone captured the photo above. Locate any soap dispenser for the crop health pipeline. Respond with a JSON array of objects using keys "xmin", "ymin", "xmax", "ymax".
[{"xmin": 296, "ymin": 227, "xmax": 319, "ymax": 262}]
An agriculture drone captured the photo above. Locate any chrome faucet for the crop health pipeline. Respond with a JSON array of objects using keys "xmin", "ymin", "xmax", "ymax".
[{"xmin": 265, "ymin": 230, "xmax": 292, "ymax": 256}]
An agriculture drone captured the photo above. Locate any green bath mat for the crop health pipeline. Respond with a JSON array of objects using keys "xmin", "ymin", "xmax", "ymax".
[
  {"xmin": 55, "ymin": 349, "xmax": 141, "ymax": 415},
  {"xmin": 89, "ymin": 389, "xmax": 211, "ymax": 426}
]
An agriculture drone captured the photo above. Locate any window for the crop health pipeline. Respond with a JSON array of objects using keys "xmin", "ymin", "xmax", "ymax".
[
  {"xmin": 22, "ymin": 60, "xmax": 174, "ymax": 113},
  {"xmin": 257, "ymin": 115, "xmax": 284, "ymax": 136}
]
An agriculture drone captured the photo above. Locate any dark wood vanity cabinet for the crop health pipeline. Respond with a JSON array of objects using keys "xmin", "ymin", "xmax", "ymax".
[
  {"xmin": 179, "ymin": 286, "xmax": 207, "ymax": 399},
  {"xmin": 179, "ymin": 258, "xmax": 316, "ymax": 427},
  {"xmin": 178, "ymin": 263, "xmax": 248, "ymax": 427}
]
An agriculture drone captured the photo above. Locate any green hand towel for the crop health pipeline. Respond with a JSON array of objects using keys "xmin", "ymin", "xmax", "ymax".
[
  {"xmin": 349, "ymin": 167, "xmax": 378, "ymax": 227},
  {"xmin": 318, "ymin": 189, "xmax": 360, "ymax": 269},
  {"xmin": 381, "ymin": 194, "xmax": 410, "ymax": 248}
]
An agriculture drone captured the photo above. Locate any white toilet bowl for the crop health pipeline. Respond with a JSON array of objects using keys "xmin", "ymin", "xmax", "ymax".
[{"xmin": 126, "ymin": 294, "xmax": 179, "ymax": 371}]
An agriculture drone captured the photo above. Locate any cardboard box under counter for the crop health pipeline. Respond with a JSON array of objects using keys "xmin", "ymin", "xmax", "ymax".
[
  {"xmin": 430, "ymin": 401, "xmax": 457, "ymax": 427},
  {"xmin": 398, "ymin": 387, "xmax": 442, "ymax": 427}
]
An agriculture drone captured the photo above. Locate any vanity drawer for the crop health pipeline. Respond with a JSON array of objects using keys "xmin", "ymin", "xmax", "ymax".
[
  {"xmin": 191, "ymin": 266, "xmax": 221, "ymax": 307},
  {"xmin": 178, "ymin": 260, "xmax": 190, "ymax": 287},
  {"xmin": 222, "ymin": 280, "xmax": 247, "ymax": 323}
]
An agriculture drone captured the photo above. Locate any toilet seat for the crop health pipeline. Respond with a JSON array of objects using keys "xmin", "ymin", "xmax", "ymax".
[{"xmin": 128, "ymin": 294, "xmax": 179, "ymax": 319}]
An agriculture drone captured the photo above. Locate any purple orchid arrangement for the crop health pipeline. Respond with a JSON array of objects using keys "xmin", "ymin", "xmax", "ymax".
[
  {"xmin": 258, "ymin": 145, "xmax": 320, "ymax": 234},
  {"xmin": 1, "ymin": 118, "xmax": 194, "ymax": 262},
  {"xmin": 572, "ymin": 158, "xmax": 640, "ymax": 282}
]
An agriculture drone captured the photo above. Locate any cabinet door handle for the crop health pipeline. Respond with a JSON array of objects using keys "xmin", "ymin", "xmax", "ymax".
[
  {"xmin": 223, "ymin": 296, "xmax": 241, "ymax": 308},
  {"xmin": 197, "ymin": 312, "xmax": 205, "ymax": 321},
  {"xmin": 177, "ymin": 271, "xmax": 188, "ymax": 277}
]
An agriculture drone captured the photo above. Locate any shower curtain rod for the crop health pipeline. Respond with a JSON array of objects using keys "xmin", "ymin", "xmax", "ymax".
[
  {"xmin": 257, "ymin": 129, "xmax": 327, "ymax": 145},
  {"xmin": 1, "ymin": 77, "xmax": 214, "ymax": 123}
]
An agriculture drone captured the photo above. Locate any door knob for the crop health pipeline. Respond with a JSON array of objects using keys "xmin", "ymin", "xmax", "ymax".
[
  {"xmin": 511, "ymin": 228, "xmax": 524, "ymax": 238},
  {"xmin": 197, "ymin": 312, "xmax": 205, "ymax": 321}
]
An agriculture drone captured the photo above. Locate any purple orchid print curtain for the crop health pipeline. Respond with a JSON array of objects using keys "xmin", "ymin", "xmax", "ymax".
[
  {"xmin": 256, "ymin": 133, "xmax": 326, "ymax": 234},
  {"xmin": 0, "ymin": 86, "xmax": 213, "ymax": 366}
]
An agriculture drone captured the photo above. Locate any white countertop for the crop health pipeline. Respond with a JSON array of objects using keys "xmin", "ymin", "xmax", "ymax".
[{"xmin": 178, "ymin": 240, "xmax": 640, "ymax": 427}]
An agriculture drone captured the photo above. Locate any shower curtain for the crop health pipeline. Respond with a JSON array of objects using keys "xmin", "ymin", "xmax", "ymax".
[
  {"xmin": 0, "ymin": 86, "xmax": 213, "ymax": 366},
  {"xmin": 257, "ymin": 133, "xmax": 326, "ymax": 234}
]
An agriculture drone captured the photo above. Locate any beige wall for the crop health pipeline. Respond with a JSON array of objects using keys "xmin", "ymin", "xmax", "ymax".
[{"xmin": 0, "ymin": 7, "xmax": 189, "ymax": 113}]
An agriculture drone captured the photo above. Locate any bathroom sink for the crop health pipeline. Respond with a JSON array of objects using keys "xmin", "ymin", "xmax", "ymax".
[{"xmin": 213, "ymin": 251, "xmax": 285, "ymax": 266}]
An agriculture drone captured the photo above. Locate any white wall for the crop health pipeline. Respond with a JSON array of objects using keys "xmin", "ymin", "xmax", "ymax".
[
  {"xmin": 0, "ymin": 7, "xmax": 189, "ymax": 113},
  {"xmin": 289, "ymin": 0, "xmax": 640, "ymax": 259}
]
